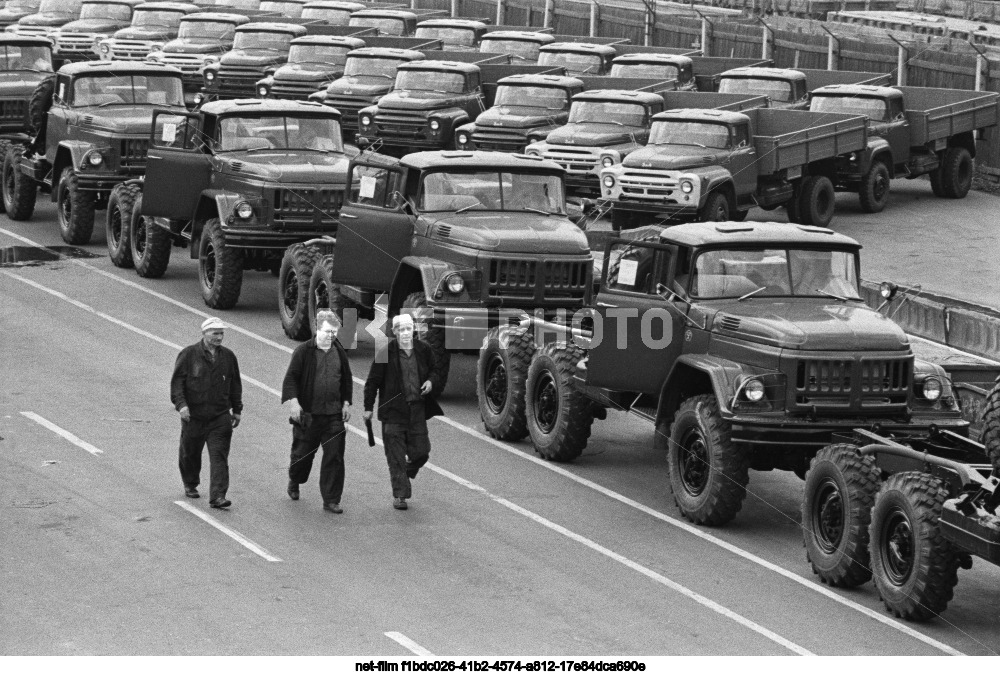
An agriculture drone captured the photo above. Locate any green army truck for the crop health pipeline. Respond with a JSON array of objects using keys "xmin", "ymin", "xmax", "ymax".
[
  {"xmin": 96, "ymin": 1, "xmax": 200, "ymax": 61},
  {"xmin": 255, "ymin": 34, "xmax": 365, "ymax": 99},
  {"xmin": 717, "ymin": 66, "xmax": 891, "ymax": 109},
  {"xmin": 46, "ymin": 0, "xmax": 145, "ymax": 66}
]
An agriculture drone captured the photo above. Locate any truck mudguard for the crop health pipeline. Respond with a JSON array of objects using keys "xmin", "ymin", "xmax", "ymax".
[
  {"xmin": 699, "ymin": 166, "xmax": 739, "ymax": 204},
  {"xmin": 188, "ymin": 189, "xmax": 244, "ymax": 258},
  {"xmin": 653, "ymin": 353, "xmax": 747, "ymax": 448},
  {"xmin": 389, "ymin": 255, "xmax": 478, "ymax": 312},
  {"xmin": 53, "ymin": 140, "xmax": 100, "ymax": 184}
]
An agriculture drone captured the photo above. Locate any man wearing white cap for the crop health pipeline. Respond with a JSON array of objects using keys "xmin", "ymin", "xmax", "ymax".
[
  {"xmin": 170, "ymin": 317, "xmax": 243, "ymax": 508},
  {"xmin": 363, "ymin": 312, "xmax": 444, "ymax": 510}
]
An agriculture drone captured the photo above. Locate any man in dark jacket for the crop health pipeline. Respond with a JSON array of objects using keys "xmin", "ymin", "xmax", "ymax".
[
  {"xmin": 170, "ymin": 317, "xmax": 243, "ymax": 508},
  {"xmin": 281, "ymin": 310, "xmax": 354, "ymax": 513},
  {"xmin": 363, "ymin": 313, "xmax": 444, "ymax": 510}
]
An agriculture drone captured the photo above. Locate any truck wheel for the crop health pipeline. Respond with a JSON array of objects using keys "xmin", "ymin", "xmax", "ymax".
[
  {"xmin": 2, "ymin": 143, "xmax": 36, "ymax": 220},
  {"xmin": 130, "ymin": 195, "xmax": 171, "ymax": 278},
  {"xmin": 27, "ymin": 76, "xmax": 55, "ymax": 136},
  {"xmin": 938, "ymin": 146, "xmax": 973, "ymax": 199},
  {"xmin": 278, "ymin": 243, "xmax": 322, "ymax": 340},
  {"xmin": 401, "ymin": 291, "xmax": 450, "ymax": 393},
  {"xmin": 858, "ymin": 161, "xmax": 891, "ymax": 213},
  {"xmin": 929, "ymin": 168, "xmax": 946, "ymax": 197},
  {"xmin": 477, "ymin": 325, "xmax": 535, "ymax": 441},
  {"xmin": 869, "ymin": 472, "xmax": 960, "ymax": 621},
  {"xmin": 56, "ymin": 167, "xmax": 96, "ymax": 245},
  {"xmin": 698, "ymin": 191, "xmax": 730, "ymax": 222},
  {"xmin": 309, "ymin": 253, "xmax": 359, "ymax": 345},
  {"xmin": 729, "ymin": 208, "xmax": 750, "ymax": 222},
  {"xmin": 667, "ymin": 394, "xmax": 749, "ymax": 526},
  {"xmin": 802, "ymin": 444, "xmax": 880, "ymax": 587},
  {"xmin": 198, "ymin": 217, "xmax": 243, "ymax": 309},
  {"xmin": 525, "ymin": 342, "xmax": 593, "ymax": 462},
  {"xmin": 611, "ymin": 209, "xmax": 636, "ymax": 231},
  {"xmin": 797, "ymin": 175, "xmax": 836, "ymax": 227},
  {"xmin": 105, "ymin": 184, "xmax": 139, "ymax": 268},
  {"xmin": 979, "ymin": 380, "xmax": 1000, "ymax": 471}
]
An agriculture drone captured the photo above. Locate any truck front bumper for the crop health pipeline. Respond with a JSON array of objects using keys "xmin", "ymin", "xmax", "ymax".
[
  {"xmin": 76, "ymin": 171, "xmax": 143, "ymax": 192},
  {"xmin": 355, "ymin": 133, "xmax": 448, "ymax": 151},
  {"xmin": 730, "ymin": 416, "xmax": 969, "ymax": 450}
]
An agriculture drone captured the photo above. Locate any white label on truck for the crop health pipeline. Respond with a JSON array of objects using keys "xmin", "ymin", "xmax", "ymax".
[
  {"xmin": 359, "ymin": 174, "xmax": 377, "ymax": 199},
  {"xmin": 618, "ymin": 258, "xmax": 639, "ymax": 286},
  {"xmin": 161, "ymin": 122, "xmax": 177, "ymax": 144}
]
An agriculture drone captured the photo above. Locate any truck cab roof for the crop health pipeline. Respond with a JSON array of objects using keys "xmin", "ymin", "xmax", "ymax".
[
  {"xmin": 400, "ymin": 150, "xmax": 564, "ymax": 173},
  {"xmin": 480, "ymin": 30, "xmax": 554, "ymax": 44},
  {"xmin": 658, "ymin": 221, "xmax": 861, "ymax": 249},
  {"xmin": 58, "ymin": 59, "xmax": 182, "ymax": 77},
  {"xmin": 397, "ymin": 59, "xmax": 480, "ymax": 74},
  {"xmin": 653, "ymin": 108, "xmax": 748, "ymax": 124},
  {"xmin": 573, "ymin": 88, "xmax": 663, "ymax": 105},
  {"xmin": 236, "ymin": 21, "xmax": 308, "ymax": 35},
  {"xmin": 200, "ymin": 97, "xmax": 341, "ymax": 117},
  {"xmin": 721, "ymin": 66, "xmax": 806, "ymax": 83},
  {"xmin": 541, "ymin": 42, "xmax": 617, "ymax": 57},
  {"xmin": 289, "ymin": 35, "xmax": 364, "ymax": 47},
  {"xmin": 811, "ymin": 83, "xmax": 901, "ymax": 99},
  {"xmin": 181, "ymin": 12, "xmax": 252, "ymax": 25},
  {"xmin": 350, "ymin": 9, "xmax": 415, "ymax": 18},
  {"xmin": 347, "ymin": 46, "xmax": 425, "ymax": 59},
  {"xmin": 304, "ymin": 1, "xmax": 365, "ymax": 8},
  {"xmin": 496, "ymin": 73, "xmax": 583, "ymax": 88},
  {"xmin": 417, "ymin": 18, "xmax": 487, "ymax": 29},
  {"xmin": 133, "ymin": 1, "xmax": 199, "ymax": 11},
  {"xmin": 0, "ymin": 34, "xmax": 53, "ymax": 47},
  {"xmin": 613, "ymin": 53, "xmax": 691, "ymax": 66}
]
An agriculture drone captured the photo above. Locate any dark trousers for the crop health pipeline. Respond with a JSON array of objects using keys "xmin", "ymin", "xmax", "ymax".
[
  {"xmin": 382, "ymin": 402, "xmax": 431, "ymax": 499},
  {"xmin": 179, "ymin": 412, "xmax": 233, "ymax": 501},
  {"xmin": 288, "ymin": 413, "xmax": 346, "ymax": 504}
]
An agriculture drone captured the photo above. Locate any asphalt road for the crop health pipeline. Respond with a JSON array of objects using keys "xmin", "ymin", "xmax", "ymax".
[{"xmin": 2, "ymin": 191, "xmax": 999, "ymax": 656}]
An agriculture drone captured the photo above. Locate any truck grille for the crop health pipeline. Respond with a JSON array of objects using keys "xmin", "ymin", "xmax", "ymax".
[
  {"xmin": 617, "ymin": 169, "xmax": 680, "ymax": 200},
  {"xmin": 0, "ymin": 99, "xmax": 27, "ymax": 123},
  {"xmin": 105, "ymin": 39, "xmax": 156, "ymax": 60},
  {"xmin": 54, "ymin": 32, "xmax": 103, "ymax": 58},
  {"xmin": 273, "ymin": 187, "xmax": 343, "ymax": 227},
  {"xmin": 793, "ymin": 355, "xmax": 911, "ymax": 410},
  {"xmin": 118, "ymin": 138, "xmax": 149, "ymax": 168},
  {"xmin": 6, "ymin": 26, "xmax": 50, "ymax": 37},
  {"xmin": 488, "ymin": 258, "xmax": 589, "ymax": 302},
  {"xmin": 471, "ymin": 126, "xmax": 528, "ymax": 152},
  {"xmin": 160, "ymin": 53, "xmax": 210, "ymax": 75},
  {"xmin": 374, "ymin": 109, "xmax": 425, "ymax": 139},
  {"xmin": 541, "ymin": 146, "xmax": 600, "ymax": 174},
  {"xmin": 214, "ymin": 64, "xmax": 267, "ymax": 98},
  {"xmin": 322, "ymin": 95, "xmax": 364, "ymax": 131},
  {"xmin": 271, "ymin": 80, "xmax": 323, "ymax": 100}
]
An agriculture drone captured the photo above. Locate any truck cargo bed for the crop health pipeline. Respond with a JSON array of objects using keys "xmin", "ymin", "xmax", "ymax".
[
  {"xmin": 750, "ymin": 108, "xmax": 868, "ymax": 174},
  {"xmin": 615, "ymin": 44, "xmax": 700, "ymax": 57},
  {"xmin": 692, "ymin": 56, "xmax": 773, "ymax": 91},
  {"xmin": 660, "ymin": 91, "xmax": 767, "ymax": 112},
  {"xmin": 896, "ymin": 85, "xmax": 1000, "ymax": 144},
  {"xmin": 800, "ymin": 68, "xmax": 892, "ymax": 89},
  {"xmin": 578, "ymin": 75, "xmax": 677, "ymax": 95}
]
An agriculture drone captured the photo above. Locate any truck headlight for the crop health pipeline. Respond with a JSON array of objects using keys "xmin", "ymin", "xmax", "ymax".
[
  {"xmin": 258, "ymin": 85, "xmax": 269, "ymax": 97},
  {"xmin": 205, "ymin": 70, "xmax": 215, "ymax": 82},
  {"xmin": 360, "ymin": 114, "xmax": 372, "ymax": 127},
  {"xmin": 445, "ymin": 273, "xmax": 464, "ymax": 293},
  {"xmin": 602, "ymin": 175, "xmax": 615, "ymax": 189},
  {"xmin": 922, "ymin": 377, "xmax": 942, "ymax": 401},
  {"xmin": 99, "ymin": 43, "xmax": 110, "ymax": 54},
  {"xmin": 84, "ymin": 150, "xmax": 104, "ymax": 168},
  {"xmin": 680, "ymin": 179, "xmax": 694, "ymax": 194},
  {"xmin": 601, "ymin": 155, "xmax": 615, "ymax": 168},
  {"xmin": 235, "ymin": 201, "xmax": 253, "ymax": 219},
  {"xmin": 742, "ymin": 378, "xmax": 765, "ymax": 402},
  {"xmin": 146, "ymin": 51, "xmax": 163, "ymax": 62},
  {"xmin": 429, "ymin": 119, "xmax": 440, "ymax": 131},
  {"xmin": 457, "ymin": 131, "xmax": 469, "ymax": 145}
]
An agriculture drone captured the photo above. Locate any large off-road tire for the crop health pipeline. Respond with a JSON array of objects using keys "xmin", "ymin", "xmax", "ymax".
[
  {"xmin": 198, "ymin": 217, "xmax": 243, "ymax": 309},
  {"xmin": 869, "ymin": 472, "xmax": 961, "ymax": 621},
  {"xmin": 56, "ymin": 167, "xmax": 96, "ymax": 245},
  {"xmin": 278, "ymin": 243, "xmax": 322, "ymax": 340},
  {"xmin": 401, "ymin": 291, "xmax": 449, "ymax": 393},
  {"xmin": 27, "ymin": 76, "xmax": 55, "ymax": 136},
  {"xmin": 2, "ymin": 143, "xmax": 35, "ymax": 220},
  {"xmin": 929, "ymin": 168, "xmax": 946, "ymax": 197},
  {"xmin": 937, "ymin": 146, "xmax": 973, "ymax": 199},
  {"xmin": 785, "ymin": 183, "xmax": 803, "ymax": 224},
  {"xmin": 858, "ymin": 160, "xmax": 891, "ymax": 213},
  {"xmin": 977, "ymin": 380, "xmax": 1000, "ymax": 471},
  {"xmin": 524, "ymin": 341, "xmax": 593, "ymax": 461},
  {"xmin": 477, "ymin": 325, "xmax": 536, "ymax": 441},
  {"xmin": 0, "ymin": 139, "xmax": 8, "ymax": 213},
  {"xmin": 105, "ymin": 184, "xmax": 139, "ymax": 268},
  {"xmin": 698, "ymin": 190, "xmax": 730, "ymax": 222},
  {"xmin": 797, "ymin": 175, "xmax": 836, "ymax": 227},
  {"xmin": 130, "ymin": 194, "xmax": 171, "ymax": 278},
  {"xmin": 667, "ymin": 395, "xmax": 749, "ymax": 526},
  {"xmin": 308, "ymin": 253, "xmax": 359, "ymax": 346},
  {"xmin": 802, "ymin": 444, "xmax": 881, "ymax": 587}
]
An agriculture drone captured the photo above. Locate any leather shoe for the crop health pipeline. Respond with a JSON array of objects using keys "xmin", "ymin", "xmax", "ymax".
[
  {"xmin": 184, "ymin": 486, "xmax": 199, "ymax": 498},
  {"xmin": 287, "ymin": 480, "xmax": 299, "ymax": 501},
  {"xmin": 393, "ymin": 497, "xmax": 408, "ymax": 510},
  {"xmin": 323, "ymin": 502, "xmax": 343, "ymax": 514},
  {"xmin": 209, "ymin": 498, "xmax": 232, "ymax": 509}
]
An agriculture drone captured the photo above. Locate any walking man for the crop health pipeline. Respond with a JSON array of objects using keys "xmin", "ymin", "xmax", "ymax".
[
  {"xmin": 364, "ymin": 313, "xmax": 444, "ymax": 510},
  {"xmin": 282, "ymin": 309, "xmax": 353, "ymax": 513},
  {"xmin": 170, "ymin": 317, "xmax": 243, "ymax": 508}
]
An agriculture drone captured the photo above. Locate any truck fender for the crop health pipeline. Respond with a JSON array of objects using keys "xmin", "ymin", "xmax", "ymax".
[
  {"xmin": 948, "ymin": 130, "xmax": 976, "ymax": 157},
  {"xmin": 51, "ymin": 140, "xmax": 98, "ymax": 200},
  {"xmin": 427, "ymin": 108, "xmax": 470, "ymax": 136},
  {"xmin": 188, "ymin": 190, "xmax": 240, "ymax": 259},
  {"xmin": 862, "ymin": 138, "xmax": 893, "ymax": 177},
  {"xmin": 696, "ymin": 166, "xmax": 736, "ymax": 205},
  {"xmin": 652, "ymin": 354, "xmax": 746, "ymax": 451},
  {"xmin": 388, "ymin": 256, "xmax": 477, "ymax": 315}
]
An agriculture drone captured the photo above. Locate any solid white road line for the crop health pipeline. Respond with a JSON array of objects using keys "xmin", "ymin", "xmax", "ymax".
[
  {"xmin": 384, "ymin": 632, "xmax": 435, "ymax": 657},
  {"xmin": 174, "ymin": 501, "xmax": 282, "ymax": 562},
  {"xmin": 20, "ymin": 411, "xmax": 104, "ymax": 456},
  {"xmin": 2, "ymin": 237, "xmax": 968, "ymax": 655}
]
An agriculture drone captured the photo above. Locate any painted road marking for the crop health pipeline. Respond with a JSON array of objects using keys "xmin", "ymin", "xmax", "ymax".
[
  {"xmin": 174, "ymin": 501, "xmax": 282, "ymax": 562},
  {"xmin": 20, "ymin": 411, "xmax": 104, "ymax": 456},
  {"xmin": 2, "ymin": 242, "xmax": 970, "ymax": 655},
  {"xmin": 384, "ymin": 632, "xmax": 435, "ymax": 657}
]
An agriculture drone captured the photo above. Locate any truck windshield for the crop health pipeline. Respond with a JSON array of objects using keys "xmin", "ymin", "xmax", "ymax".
[
  {"xmin": 810, "ymin": 95, "xmax": 887, "ymax": 121},
  {"xmin": 288, "ymin": 44, "xmax": 351, "ymax": 67},
  {"xmin": 2, "ymin": 45, "xmax": 52, "ymax": 71},
  {"xmin": 648, "ymin": 121, "xmax": 729, "ymax": 148},
  {"xmin": 719, "ymin": 77, "xmax": 793, "ymax": 102},
  {"xmin": 38, "ymin": 0, "xmax": 81, "ymax": 16},
  {"xmin": 5, "ymin": 0, "xmax": 42, "ymax": 11},
  {"xmin": 217, "ymin": 115, "xmax": 343, "ymax": 152},
  {"xmin": 79, "ymin": 2, "xmax": 132, "ymax": 21},
  {"xmin": 479, "ymin": 37, "xmax": 541, "ymax": 61},
  {"xmin": 420, "ymin": 170, "xmax": 564, "ymax": 213},
  {"xmin": 538, "ymin": 51, "xmax": 602, "ymax": 75},
  {"xmin": 415, "ymin": 26, "xmax": 476, "ymax": 47},
  {"xmin": 494, "ymin": 85, "xmax": 567, "ymax": 110},
  {"xmin": 72, "ymin": 74, "xmax": 183, "ymax": 106},
  {"xmin": 689, "ymin": 248, "xmax": 860, "ymax": 299},
  {"xmin": 610, "ymin": 62, "xmax": 679, "ymax": 80},
  {"xmin": 395, "ymin": 70, "xmax": 465, "ymax": 94},
  {"xmin": 233, "ymin": 30, "xmax": 295, "ymax": 51},
  {"xmin": 179, "ymin": 20, "xmax": 238, "ymax": 41},
  {"xmin": 349, "ymin": 17, "xmax": 405, "ymax": 36},
  {"xmin": 132, "ymin": 9, "xmax": 184, "ymax": 29},
  {"xmin": 568, "ymin": 101, "xmax": 646, "ymax": 127},
  {"xmin": 302, "ymin": 8, "xmax": 351, "ymax": 24},
  {"xmin": 343, "ymin": 55, "xmax": 402, "ymax": 78},
  {"xmin": 259, "ymin": 1, "xmax": 304, "ymax": 17},
  {"xmin": 218, "ymin": 0, "xmax": 259, "ymax": 8}
]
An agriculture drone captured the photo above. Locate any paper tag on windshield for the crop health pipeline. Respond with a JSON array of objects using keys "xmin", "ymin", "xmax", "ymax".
[
  {"xmin": 359, "ymin": 175, "xmax": 377, "ymax": 199},
  {"xmin": 617, "ymin": 259, "xmax": 638, "ymax": 286},
  {"xmin": 161, "ymin": 122, "xmax": 177, "ymax": 144}
]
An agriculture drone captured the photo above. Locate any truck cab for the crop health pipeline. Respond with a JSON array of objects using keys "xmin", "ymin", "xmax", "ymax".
[
  {"xmin": 348, "ymin": 9, "xmax": 418, "ymax": 37},
  {"xmin": 47, "ymin": 0, "xmax": 144, "ymax": 64},
  {"xmin": 309, "ymin": 45, "xmax": 425, "ymax": 135},
  {"xmin": 97, "ymin": 1, "xmax": 199, "ymax": 61},
  {"xmin": 300, "ymin": 1, "xmax": 365, "ymax": 26},
  {"xmin": 811, "ymin": 84, "xmax": 910, "ymax": 173},
  {"xmin": 256, "ymin": 35, "xmax": 365, "ymax": 99},
  {"xmin": 537, "ymin": 42, "xmax": 617, "ymax": 76},
  {"xmin": 200, "ymin": 21, "xmax": 306, "ymax": 99},
  {"xmin": 454, "ymin": 73, "xmax": 584, "ymax": 153},
  {"xmin": 257, "ymin": 0, "xmax": 309, "ymax": 18},
  {"xmin": 611, "ymin": 54, "xmax": 695, "ymax": 90},
  {"xmin": 478, "ymin": 30, "xmax": 554, "ymax": 62},
  {"xmin": 5, "ymin": 0, "xmax": 83, "ymax": 38},
  {"xmin": 0, "ymin": 35, "xmax": 54, "ymax": 137},
  {"xmin": 525, "ymin": 89, "xmax": 663, "ymax": 194},
  {"xmin": 0, "ymin": 0, "xmax": 43, "ymax": 29},
  {"xmin": 718, "ymin": 67, "xmax": 808, "ymax": 109},
  {"xmin": 415, "ymin": 18, "xmax": 487, "ymax": 52}
]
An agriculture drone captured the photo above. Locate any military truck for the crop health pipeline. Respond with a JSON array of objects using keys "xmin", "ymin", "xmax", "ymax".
[
  {"xmin": 600, "ymin": 107, "xmax": 867, "ymax": 228},
  {"xmin": 46, "ymin": 0, "xmax": 144, "ymax": 66},
  {"xmin": 257, "ymin": 0, "xmax": 308, "ymax": 17},
  {"xmin": 718, "ymin": 67, "xmax": 891, "ymax": 109},
  {"xmin": 145, "ymin": 12, "xmax": 250, "ymax": 106},
  {"xmin": 199, "ymin": 21, "xmax": 305, "ymax": 99},
  {"xmin": 474, "ymin": 221, "xmax": 968, "ymax": 529},
  {"xmin": 0, "ymin": 0, "xmax": 43, "ymax": 29},
  {"xmin": 537, "ymin": 42, "xmax": 619, "ymax": 76},
  {"xmin": 113, "ymin": 99, "xmax": 351, "ymax": 317},
  {"xmin": 1, "ymin": 61, "xmax": 186, "ymax": 244},
  {"xmin": 300, "ymin": 1, "xmax": 363, "ymax": 25},
  {"xmin": 4, "ymin": 0, "xmax": 82, "ymax": 39},
  {"xmin": 609, "ymin": 54, "xmax": 769, "ymax": 92},
  {"xmin": 354, "ymin": 56, "xmax": 513, "ymax": 155},
  {"xmin": 255, "ymin": 35, "xmax": 364, "ymax": 99},
  {"xmin": 306, "ymin": 150, "xmax": 593, "ymax": 391},
  {"xmin": 808, "ymin": 84, "xmax": 1000, "ymax": 212},
  {"xmin": 479, "ymin": 29, "xmax": 553, "ymax": 62},
  {"xmin": 414, "ymin": 18, "xmax": 488, "ymax": 52},
  {"xmin": 96, "ymin": 1, "xmax": 199, "ymax": 61},
  {"xmin": 347, "ymin": 8, "xmax": 446, "ymax": 37}
]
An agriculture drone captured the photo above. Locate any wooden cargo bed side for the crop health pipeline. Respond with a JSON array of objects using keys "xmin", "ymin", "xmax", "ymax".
[{"xmin": 750, "ymin": 109, "xmax": 868, "ymax": 174}]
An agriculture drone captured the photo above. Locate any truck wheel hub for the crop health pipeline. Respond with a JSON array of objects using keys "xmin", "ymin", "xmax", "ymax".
[
  {"xmin": 484, "ymin": 354, "xmax": 509, "ymax": 415},
  {"xmin": 678, "ymin": 429, "xmax": 709, "ymax": 496},
  {"xmin": 533, "ymin": 372, "xmax": 558, "ymax": 433},
  {"xmin": 814, "ymin": 479, "xmax": 844, "ymax": 553},
  {"xmin": 882, "ymin": 507, "xmax": 914, "ymax": 584}
]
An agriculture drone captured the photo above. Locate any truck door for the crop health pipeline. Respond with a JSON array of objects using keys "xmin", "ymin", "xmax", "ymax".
[
  {"xmin": 332, "ymin": 160, "xmax": 413, "ymax": 289},
  {"xmin": 586, "ymin": 240, "xmax": 684, "ymax": 395},
  {"xmin": 726, "ymin": 122, "xmax": 757, "ymax": 200},
  {"xmin": 883, "ymin": 96, "xmax": 910, "ymax": 166},
  {"xmin": 141, "ymin": 110, "xmax": 210, "ymax": 220}
]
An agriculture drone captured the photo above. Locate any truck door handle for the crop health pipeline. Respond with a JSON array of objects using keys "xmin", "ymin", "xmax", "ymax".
[
  {"xmin": 148, "ymin": 154, "xmax": 161, "ymax": 160},
  {"xmin": 596, "ymin": 301, "xmax": 618, "ymax": 308},
  {"xmin": 340, "ymin": 213, "xmax": 358, "ymax": 219}
]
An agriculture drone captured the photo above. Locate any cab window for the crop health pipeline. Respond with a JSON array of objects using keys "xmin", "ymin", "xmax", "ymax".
[
  {"xmin": 732, "ymin": 124, "xmax": 750, "ymax": 148},
  {"xmin": 604, "ymin": 240, "xmax": 670, "ymax": 295},
  {"xmin": 349, "ymin": 163, "xmax": 404, "ymax": 208}
]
